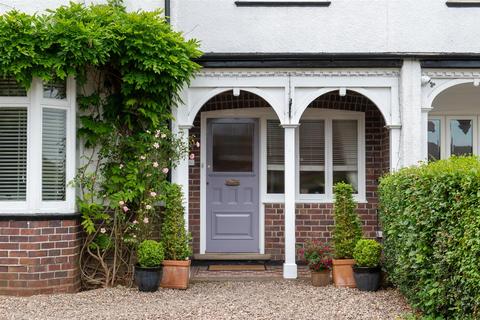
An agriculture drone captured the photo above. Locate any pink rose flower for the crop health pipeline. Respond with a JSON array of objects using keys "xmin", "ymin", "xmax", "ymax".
[{"xmin": 162, "ymin": 167, "xmax": 169, "ymax": 174}]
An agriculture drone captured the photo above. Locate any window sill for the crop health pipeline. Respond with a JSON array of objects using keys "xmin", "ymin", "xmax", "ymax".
[
  {"xmin": 262, "ymin": 196, "xmax": 367, "ymax": 204},
  {"xmin": 446, "ymin": 0, "xmax": 480, "ymax": 7},
  {"xmin": 235, "ymin": 0, "xmax": 331, "ymax": 7}
]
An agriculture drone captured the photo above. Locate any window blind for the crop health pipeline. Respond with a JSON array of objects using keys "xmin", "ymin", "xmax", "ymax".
[
  {"xmin": 333, "ymin": 120, "xmax": 358, "ymax": 168},
  {"xmin": 0, "ymin": 107, "xmax": 27, "ymax": 201},
  {"xmin": 300, "ymin": 120, "xmax": 325, "ymax": 168},
  {"xmin": 42, "ymin": 108, "xmax": 67, "ymax": 201},
  {"xmin": 0, "ymin": 78, "xmax": 27, "ymax": 97},
  {"xmin": 267, "ymin": 120, "xmax": 284, "ymax": 167}
]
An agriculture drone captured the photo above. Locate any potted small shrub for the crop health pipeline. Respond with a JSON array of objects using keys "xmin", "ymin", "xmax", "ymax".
[
  {"xmin": 299, "ymin": 240, "xmax": 332, "ymax": 287},
  {"xmin": 160, "ymin": 183, "xmax": 192, "ymax": 289},
  {"xmin": 353, "ymin": 239, "xmax": 382, "ymax": 291},
  {"xmin": 134, "ymin": 240, "xmax": 164, "ymax": 292},
  {"xmin": 332, "ymin": 182, "xmax": 363, "ymax": 288}
]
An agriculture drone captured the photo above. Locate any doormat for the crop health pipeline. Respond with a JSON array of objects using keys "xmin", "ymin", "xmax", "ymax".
[{"xmin": 208, "ymin": 264, "xmax": 266, "ymax": 271}]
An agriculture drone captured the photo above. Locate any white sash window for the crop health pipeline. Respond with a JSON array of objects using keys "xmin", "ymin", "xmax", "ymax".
[{"xmin": 0, "ymin": 77, "xmax": 76, "ymax": 214}]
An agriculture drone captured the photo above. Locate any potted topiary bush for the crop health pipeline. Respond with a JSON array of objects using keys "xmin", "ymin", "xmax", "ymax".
[
  {"xmin": 353, "ymin": 239, "xmax": 382, "ymax": 291},
  {"xmin": 160, "ymin": 183, "xmax": 192, "ymax": 289},
  {"xmin": 299, "ymin": 240, "xmax": 332, "ymax": 287},
  {"xmin": 134, "ymin": 240, "xmax": 164, "ymax": 292},
  {"xmin": 332, "ymin": 182, "xmax": 363, "ymax": 288}
]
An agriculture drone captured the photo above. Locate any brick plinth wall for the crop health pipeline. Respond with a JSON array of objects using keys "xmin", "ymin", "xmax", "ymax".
[
  {"xmin": 188, "ymin": 90, "xmax": 389, "ymax": 261},
  {"xmin": 0, "ymin": 217, "xmax": 81, "ymax": 296}
]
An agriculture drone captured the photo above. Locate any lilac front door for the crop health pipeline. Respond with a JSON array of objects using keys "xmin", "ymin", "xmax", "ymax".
[{"xmin": 206, "ymin": 118, "xmax": 259, "ymax": 253}]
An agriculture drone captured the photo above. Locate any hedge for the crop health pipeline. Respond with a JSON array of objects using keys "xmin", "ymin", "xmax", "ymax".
[{"xmin": 379, "ymin": 157, "xmax": 480, "ymax": 319}]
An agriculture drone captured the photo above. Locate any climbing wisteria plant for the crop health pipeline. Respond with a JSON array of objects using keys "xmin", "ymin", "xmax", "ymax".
[{"xmin": 0, "ymin": 1, "xmax": 201, "ymax": 288}]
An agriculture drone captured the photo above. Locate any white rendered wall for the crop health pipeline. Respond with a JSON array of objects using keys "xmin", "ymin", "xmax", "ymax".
[
  {"xmin": 171, "ymin": 0, "xmax": 480, "ymax": 54},
  {"xmin": 0, "ymin": 0, "xmax": 163, "ymax": 14}
]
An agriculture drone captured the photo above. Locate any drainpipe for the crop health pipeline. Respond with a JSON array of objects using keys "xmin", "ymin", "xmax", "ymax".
[{"xmin": 165, "ymin": 0, "xmax": 171, "ymax": 24}]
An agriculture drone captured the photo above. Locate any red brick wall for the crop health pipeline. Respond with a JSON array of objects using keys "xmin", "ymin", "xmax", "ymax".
[
  {"xmin": 189, "ymin": 90, "xmax": 389, "ymax": 261},
  {"xmin": 0, "ymin": 218, "xmax": 81, "ymax": 296}
]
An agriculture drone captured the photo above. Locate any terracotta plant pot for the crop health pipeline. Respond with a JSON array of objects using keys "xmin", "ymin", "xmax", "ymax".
[
  {"xmin": 311, "ymin": 270, "xmax": 331, "ymax": 287},
  {"xmin": 332, "ymin": 259, "xmax": 356, "ymax": 288},
  {"xmin": 160, "ymin": 259, "xmax": 191, "ymax": 289}
]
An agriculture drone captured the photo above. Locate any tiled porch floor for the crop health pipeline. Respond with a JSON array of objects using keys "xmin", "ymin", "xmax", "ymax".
[{"xmin": 191, "ymin": 264, "xmax": 311, "ymax": 281}]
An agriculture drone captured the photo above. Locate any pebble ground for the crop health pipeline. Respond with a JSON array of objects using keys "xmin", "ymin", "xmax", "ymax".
[{"xmin": 0, "ymin": 280, "xmax": 411, "ymax": 320}]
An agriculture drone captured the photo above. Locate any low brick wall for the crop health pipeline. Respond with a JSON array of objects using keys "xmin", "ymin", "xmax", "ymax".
[{"xmin": 0, "ymin": 217, "xmax": 81, "ymax": 296}]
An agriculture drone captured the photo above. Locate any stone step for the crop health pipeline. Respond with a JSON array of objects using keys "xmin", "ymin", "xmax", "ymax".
[{"xmin": 193, "ymin": 253, "xmax": 271, "ymax": 261}]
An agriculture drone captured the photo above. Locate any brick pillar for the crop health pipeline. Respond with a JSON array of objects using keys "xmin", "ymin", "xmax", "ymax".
[{"xmin": 0, "ymin": 216, "xmax": 81, "ymax": 296}]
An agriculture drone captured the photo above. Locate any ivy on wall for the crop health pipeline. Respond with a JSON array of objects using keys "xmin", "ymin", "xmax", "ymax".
[{"xmin": 0, "ymin": 1, "xmax": 201, "ymax": 288}]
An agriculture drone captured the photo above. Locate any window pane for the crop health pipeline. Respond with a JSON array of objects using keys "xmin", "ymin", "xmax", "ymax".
[
  {"xmin": 450, "ymin": 119, "xmax": 473, "ymax": 156},
  {"xmin": 0, "ymin": 78, "xmax": 27, "ymax": 96},
  {"xmin": 428, "ymin": 119, "xmax": 441, "ymax": 161},
  {"xmin": 299, "ymin": 120, "xmax": 325, "ymax": 194},
  {"xmin": 212, "ymin": 122, "xmax": 254, "ymax": 172},
  {"xmin": 43, "ymin": 79, "xmax": 67, "ymax": 99},
  {"xmin": 42, "ymin": 108, "xmax": 67, "ymax": 201},
  {"xmin": 267, "ymin": 120, "xmax": 284, "ymax": 193},
  {"xmin": 0, "ymin": 108, "xmax": 27, "ymax": 201},
  {"xmin": 332, "ymin": 120, "xmax": 358, "ymax": 192}
]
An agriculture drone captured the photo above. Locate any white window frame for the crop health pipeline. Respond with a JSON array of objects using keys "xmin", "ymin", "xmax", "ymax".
[
  {"xmin": 294, "ymin": 109, "xmax": 365, "ymax": 203},
  {"xmin": 0, "ymin": 77, "xmax": 76, "ymax": 214},
  {"xmin": 428, "ymin": 115, "xmax": 479, "ymax": 159}
]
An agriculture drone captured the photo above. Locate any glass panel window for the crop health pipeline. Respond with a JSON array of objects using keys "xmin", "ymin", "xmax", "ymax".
[
  {"xmin": 332, "ymin": 120, "xmax": 358, "ymax": 192},
  {"xmin": 450, "ymin": 119, "xmax": 473, "ymax": 156},
  {"xmin": 42, "ymin": 108, "xmax": 67, "ymax": 201},
  {"xmin": 267, "ymin": 120, "xmax": 284, "ymax": 193},
  {"xmin": 43, "ymin": 79, "xmax": 67, "ymax": 99},
  {"xmin": 299, "ymin": 120, "xmax": 325, "ymax": 194},
  {"xmin": 0, "ymin": 107, "xmax": 27, "ymax": 201},
  {"xmin": 428, "ymin": 119, "xmax": 441, "ymax": 161},
  {"xmin": 212, "ymin": 122, "xmax": 254, "ymax": 172}
]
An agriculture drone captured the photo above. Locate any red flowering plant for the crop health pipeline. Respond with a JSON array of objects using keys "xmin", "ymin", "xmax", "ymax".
[{"xmin": 298, "ymin": 240, "xmax": 333, "ymax": 272}]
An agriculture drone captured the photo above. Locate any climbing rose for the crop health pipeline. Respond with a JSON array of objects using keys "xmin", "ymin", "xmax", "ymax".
[
  {"xmin": 161, "ymin": 133, "xmax": 167, "ymax": 139},
  {"xmin": 119, "ymin": 201, "xmax": 125, "ymax": 206},
  {"xmin": 100, "ymin": 228, "xmax": 106, "ymax": 234},
  {"xmin": 143, "ymin": 217, "xmax": 149, "ymax": 224},
  {"xmin": 140, "ymin": 155, "xmax": 146, "ymax": 160},
  {"xmin": 150, "ymin": 191, "xmax": 157, "ymax": 197},
  {"xmin": 153, "ymin": 142, "xmax": 159, "ymax": 149},
  {"xmin": 153, "ymin": 162, "xmax": 159, "ymax": 168},
  {"xmin": 189, "ymin": 153, "xmax": 195, "ymax": 160},
  {"xmin": 133, "ymin": 220, "xmax": 138, "ymax": 224},
  {"xmin": 119, "ymin": 164, "xmax": 124, "ymax": 169},
  {"xmin": 145, "ymin": 205, "xmax": 152, "ymax": 210},
  {"xmin": 123, "ymin": 206, "xmax": 130, "ymax": 212},
  {"xmin": 162, "ymin": 167, "xmax": 169, "ymax": 174},
  {"xmin": 196, "ymin": 141, "xmax": 200, "ymax": 148}
]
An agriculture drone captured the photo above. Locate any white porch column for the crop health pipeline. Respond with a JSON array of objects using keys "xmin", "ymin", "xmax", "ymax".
[
  {"xmin": 400, "ymin": 59, "xmax": 423, "ymax": 167},
  {"xmin": 171, "ymin": 124, "xmax": 192, "ymax": 231},
  {"xmin": 282, "ymin": 124, "xmax": 298, "ymax": 279},
  {"xmin": 387, "ymin": 125, "xmax": 402, "ymax": 171}
]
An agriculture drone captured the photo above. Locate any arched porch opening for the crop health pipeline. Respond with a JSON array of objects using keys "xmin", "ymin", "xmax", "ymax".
[
  {"xmin": 187, "ymin": 90, "xmax": 281, "ymax": 256},
  {"xmin": 291, "ymin": 90, "xmax": 389, "ymax": 258}
]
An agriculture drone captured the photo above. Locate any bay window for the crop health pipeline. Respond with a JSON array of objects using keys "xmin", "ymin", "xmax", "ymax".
[
  {"xmin": 0, "ymin": 77, "xmax": 76, "ymax": 214},
  {"xmin": 266, "ymin": 110, "xmax": 365, "ymax": 201}
]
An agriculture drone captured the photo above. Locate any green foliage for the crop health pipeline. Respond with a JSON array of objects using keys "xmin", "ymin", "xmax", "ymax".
[
  {"xmin": 0, "ymin": 1, "xmax": 201, "ymax": 288},
  {"xmin": 353, "ymin": 239, "xmax": 382, "ymax": 268},
  {"xmin": 332, "ymin": 182, "xmax": 363, "ymax": 259},
  {"xmin": 137, "ymin": 240, "xmax": 164, "ymax": 268},
  {"xmin": 379, "ymin": 156, "xmax": 480, "ymax": 319},
  {"xmin": 161, "ymin": 183, "xmax": 192, "ymax": 261}
]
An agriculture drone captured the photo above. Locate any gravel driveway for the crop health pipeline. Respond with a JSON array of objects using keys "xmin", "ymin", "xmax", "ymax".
[{"xmin": 0, "ymin": 280, "xmax": 411, "ymax": 320}]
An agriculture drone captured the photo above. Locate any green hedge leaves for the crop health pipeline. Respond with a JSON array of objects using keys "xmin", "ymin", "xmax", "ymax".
[{"xmin": 379, "ymin": 157, "xmax": 480, "ymax": 319}]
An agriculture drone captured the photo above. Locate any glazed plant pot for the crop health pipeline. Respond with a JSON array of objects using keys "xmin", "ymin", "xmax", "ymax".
[
  {"xmin": 353, "ymin": 266, "xmax": 381, "ymax": 292},
  {"xmin": 311, "ymin": 270, "xmax": 331, "ymax": 287},
  {"xmin": 134, "ymin": 264, "xmax": 162, "ymax": 292},
  {"xmin": 160, "ymin": 259, "xmax": 191, "ymax": 289},
  {"xmin": 332, "ymin": 259, "xmax": 356, "ymax": 288}
]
